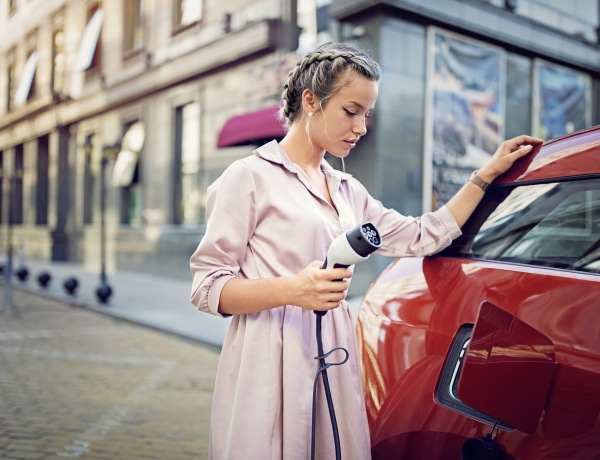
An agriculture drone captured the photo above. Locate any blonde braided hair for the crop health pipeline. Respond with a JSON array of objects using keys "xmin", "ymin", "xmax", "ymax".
[{"xmin": 279, "ymin": 42, "xmax": 380, "ymax": 127}]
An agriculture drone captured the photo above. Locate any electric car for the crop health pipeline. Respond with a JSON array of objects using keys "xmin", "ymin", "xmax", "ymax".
[{"xmin": 357, "ymin": 125, "xmax": 600, "ymax": 460}]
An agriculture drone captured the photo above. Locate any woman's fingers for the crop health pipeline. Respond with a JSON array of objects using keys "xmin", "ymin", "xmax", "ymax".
[
  {"xmin": 481, "ymin": 135, "xmax": 543, "ymax": 180},
  {"xmin": 293, "ymin": 261, "xmax": 352, "ymax": 311}
]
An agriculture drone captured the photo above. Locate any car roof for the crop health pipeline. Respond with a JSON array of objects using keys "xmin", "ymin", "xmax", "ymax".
[{"xmin": 497, "ymin": 125, "xmax": 600, "ymax": 185}]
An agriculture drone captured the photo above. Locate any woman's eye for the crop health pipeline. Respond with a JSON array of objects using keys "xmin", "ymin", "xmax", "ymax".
[{"xmin": 345, "ymin": 107, "xmax": 373, "ymax": 119}]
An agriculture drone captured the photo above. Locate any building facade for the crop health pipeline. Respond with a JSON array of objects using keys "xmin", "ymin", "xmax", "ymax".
[
  {"xmin": 0, "ymin": 0, "xmax": 308, "ymax": 282},
  {"xmin": 1, "ymin": 0, "xmax": 599, "ymax": 297}
]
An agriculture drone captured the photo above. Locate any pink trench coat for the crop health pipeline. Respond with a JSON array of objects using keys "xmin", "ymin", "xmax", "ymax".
[{"xmin": 190, "ymin": 140, "xmax": 461, "ymax": 460}]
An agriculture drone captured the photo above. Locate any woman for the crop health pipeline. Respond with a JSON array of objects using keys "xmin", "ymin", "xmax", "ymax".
[{"xmin": 190, "ymin": 42, "xmax": 542, "ymax": 459}]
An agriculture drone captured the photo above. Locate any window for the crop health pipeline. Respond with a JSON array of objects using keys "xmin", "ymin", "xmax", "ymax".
[
  {"xmin": 36, "ymin": 136, "xmax": 49, "ymax": 225},
  {"xmin": 505, "ymin": 53, "xmax": 531, "ymax": 139},
  {"xmin": 173, "ymin": 102, "xmax": 201, "ymax": 224},
  {"xmin": 6, "ymin": 48, "xmax": 16, "ymax": 112},
  {"xmin": 120, "ymin": 177, "xmax": 142, "ymax": 226},
  {"xmin": 15, "ymin": 32, "xmax": 39, "ymax": 106},
  {"xmin": 87, "ymin": 4, "xmax": 102, "ymax": 73},
  {"xmin": 26, "ymin": 32, "xmax": 37, "ymax": 102},
  {"xmin": 118, "ymin": 120, "xmax": 143, "ymax": 226},
  {"xmin": 479, "ymin": 0, "xmax": 599, "ymax": 43},
  {"xmin": 444, "ymin": 178, "xmax": 600, "ymax": 273},
  {"xmin": 534, "ymin": 60, "xmax": 591, "ymax": 140},
  {"xmin": 14, "ymin": 51, "xmax": 38, "ymax": 106},
  {"xmin": 174, "ymin": 0, "xmax": 202, "ymax": 29},
  {"xmin": 75, "ymin": 4, "xmax": 103, "ymax": 74},
  {"xmin": 51, "ymin": 13, "xmax": 65, "ymax": 95},
  {"xmin": 124, "ymin": 0, "xmax": 144, "ymax": 53},
  {"xmin": 316, "ymin": 3, "xmax": 330, "ymax": 33}
]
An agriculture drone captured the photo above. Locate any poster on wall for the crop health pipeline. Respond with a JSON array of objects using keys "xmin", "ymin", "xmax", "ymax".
[
  {"xmin": 425, "ymin": 29, "xmax": 505, "ymax": 210},
  {"xmin": 533, "ymin": 59, "xmax": 591, "ymax": 141}
]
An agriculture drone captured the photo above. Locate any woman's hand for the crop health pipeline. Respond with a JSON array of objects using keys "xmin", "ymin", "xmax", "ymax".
[
  {"xmin": 217, "ymin": 261, "xmax": 352, "ymax": 315},
  {"xmin": 477, "ymin": 134, "xmax": 544, "ymax": 183},
  {"xmin": 445, "ymin": 134, "xmax": 543, "ymax": 229},
  {"xmin": 288, "ymin": 261, "xmax": 352, "ymax": 312}
]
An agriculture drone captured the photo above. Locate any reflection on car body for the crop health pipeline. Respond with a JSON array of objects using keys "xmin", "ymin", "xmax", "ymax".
[{"xmin": 357, "ymin": 126, "xmax": 600, "ymax": 460}]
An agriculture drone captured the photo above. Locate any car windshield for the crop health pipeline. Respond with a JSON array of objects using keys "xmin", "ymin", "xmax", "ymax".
[{"xmin": 442, "ymin": 177, "xmax": 600, "ymax": 273}]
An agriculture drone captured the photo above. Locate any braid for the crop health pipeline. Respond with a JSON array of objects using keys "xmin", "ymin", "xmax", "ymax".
[{"xmin": 279, "ymin": 43, "xmax": 380, "ymax": 126}]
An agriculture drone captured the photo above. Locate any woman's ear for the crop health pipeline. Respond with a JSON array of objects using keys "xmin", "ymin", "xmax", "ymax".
[{"xmin": 301, "ymin": 89, "xmax": 318, "ymax": 114}]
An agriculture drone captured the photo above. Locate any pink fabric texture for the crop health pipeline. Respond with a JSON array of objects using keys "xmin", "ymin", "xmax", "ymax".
[{"xmin": 190, "ymin": 140, "xmax": 461, "ymax": 459}]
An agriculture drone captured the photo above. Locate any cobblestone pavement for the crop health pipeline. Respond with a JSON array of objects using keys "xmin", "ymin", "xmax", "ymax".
[{"xmin": 0, "ymin": 288, "xmax": 220, "ymax": 460}]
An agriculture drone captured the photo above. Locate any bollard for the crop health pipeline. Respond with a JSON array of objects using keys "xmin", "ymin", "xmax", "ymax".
[
  {"xmin": 15, "ymin": 266, "xmax": 29, "ymax": 282},
  {"xmin": 63, "ymin": 277, "xmax": 79, "ymax": 296},
  {"xmin": 37, "ymin": 272, "xmax": 52, "ymax": 288}
]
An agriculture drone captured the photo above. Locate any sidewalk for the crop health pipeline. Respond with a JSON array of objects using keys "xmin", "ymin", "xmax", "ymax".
[
  {"xmin": 2, "ymin": 257, "xmax": 363, "ymax": 348},
  {"xmin": 2, "ymin": 258, "xmax": 230, "ymax": 348}
]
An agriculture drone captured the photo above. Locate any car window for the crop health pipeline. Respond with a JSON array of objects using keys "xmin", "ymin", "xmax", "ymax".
[{"xmin": 444, "ymin": 177, "xmax": 600, "ymax": 273}]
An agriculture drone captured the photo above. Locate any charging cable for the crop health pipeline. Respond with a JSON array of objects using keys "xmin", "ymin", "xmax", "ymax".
[
  {"xmin": 310, "ymin": 223, "xmax": 381, "ymax": 460},
  {"xmin": 311, "ymin": 310, "xmax": 349, "ymax": 460}
]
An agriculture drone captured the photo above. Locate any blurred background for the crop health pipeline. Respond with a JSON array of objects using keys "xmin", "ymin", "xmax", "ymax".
[{"xmin": 1, "ymin": 0, "xmax": 599, "ymax": 297}]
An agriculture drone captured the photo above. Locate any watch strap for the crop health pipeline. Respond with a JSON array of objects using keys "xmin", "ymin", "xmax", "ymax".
[{"xmin": 469, "ymin": 170, "xmax": 490, "ymax": 192}]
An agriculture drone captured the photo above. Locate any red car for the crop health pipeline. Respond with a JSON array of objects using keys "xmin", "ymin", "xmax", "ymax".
[{"xmin": 357, "ymin": 126, "xmax": 600, "ymax": 460}]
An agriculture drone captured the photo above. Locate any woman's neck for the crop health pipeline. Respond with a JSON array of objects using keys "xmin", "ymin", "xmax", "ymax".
[
  {"xmin": 279, "ymin": 129, "xmax": 334, "ymax": 205},
  {"xmin": 279, "ymin": 127, "xmax": 324, "ymax": 173}
]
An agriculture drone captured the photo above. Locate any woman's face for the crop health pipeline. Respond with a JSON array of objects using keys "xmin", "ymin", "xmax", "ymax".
[{"xmin": 309, "ymin": 72, "xmax": 379, "ymax": 158}]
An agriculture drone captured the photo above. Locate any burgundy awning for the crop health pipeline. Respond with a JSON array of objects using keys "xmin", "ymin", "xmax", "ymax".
[{"xmin": 217, "ymin": 104, "xmax": 287, "ymax": 148}]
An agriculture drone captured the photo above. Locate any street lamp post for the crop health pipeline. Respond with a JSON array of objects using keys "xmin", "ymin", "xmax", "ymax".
[
  {"xmin": 94, "ymin": 143, "xmax": 120, "ymax": 304},
  {"xmin": 95, "ymin": 151, "xmax": 112, "ymax": 304}
]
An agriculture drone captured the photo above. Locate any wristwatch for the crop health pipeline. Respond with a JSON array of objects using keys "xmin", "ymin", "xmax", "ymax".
[{"xmin": 469, "ymin": 170, "xmax": 491, "ymax": 192}]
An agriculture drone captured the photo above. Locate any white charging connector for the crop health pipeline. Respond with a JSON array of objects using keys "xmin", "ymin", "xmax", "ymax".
[{"xmin": 322, "ymin": 222, "xmax": 381, "ymax": 270}]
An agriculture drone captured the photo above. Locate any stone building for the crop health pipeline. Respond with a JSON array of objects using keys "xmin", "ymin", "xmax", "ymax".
[{"xmin": 1, "ymin": 0, "xmax": 599, "ymax": 297}]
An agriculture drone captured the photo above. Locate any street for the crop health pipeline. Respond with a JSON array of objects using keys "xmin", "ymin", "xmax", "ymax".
[{"xmin": 0, "ymin": 288, "xmax": 219, "ymax": 459}]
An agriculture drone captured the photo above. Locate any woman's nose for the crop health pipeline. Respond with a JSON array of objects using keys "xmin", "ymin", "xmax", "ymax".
[{"xmin": 354, "ymin": 118, "xmax": 368, "ymax": 136}]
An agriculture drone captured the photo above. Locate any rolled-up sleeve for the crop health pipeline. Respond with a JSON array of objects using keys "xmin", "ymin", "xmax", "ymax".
[{"xmin": 190, "ymin": 160, "xmax": 257, "ymax": 317}]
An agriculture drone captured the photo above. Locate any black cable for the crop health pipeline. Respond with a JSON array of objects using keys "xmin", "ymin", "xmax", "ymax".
[
  {"xmin": 309, "ymin": 222, "xmax": 381, "ymax": 458},
  {"xmin": 311, "ymin": 310, "xmax": 349, "ymax": 460}
]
